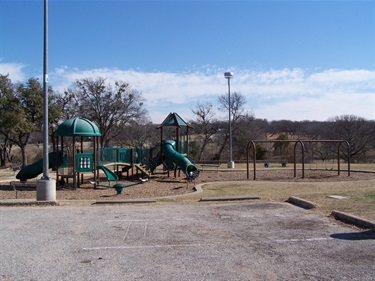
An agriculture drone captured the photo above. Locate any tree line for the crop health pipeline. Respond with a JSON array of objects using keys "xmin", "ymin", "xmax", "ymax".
[
  {"xmin": 0, "ymin": 75, "xmax": 146, "ymax": 166},
  {"xmin": 1, "ymin": 74, "xmax": 374, "ymax": 166},
  {"xmin": 190, "ymin": 105, "xmax": 375, "ymax": 163}
]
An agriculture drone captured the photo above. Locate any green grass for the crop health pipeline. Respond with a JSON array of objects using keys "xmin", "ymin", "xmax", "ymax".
[{"xmin": 364, "ymin": 193, "xmax": 375, "ymax": 201}]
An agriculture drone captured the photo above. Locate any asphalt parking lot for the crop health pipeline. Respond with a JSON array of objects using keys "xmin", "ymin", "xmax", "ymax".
[{"xmin": 1, "ymin": 202, "xmax": 374, "ymax": 281}]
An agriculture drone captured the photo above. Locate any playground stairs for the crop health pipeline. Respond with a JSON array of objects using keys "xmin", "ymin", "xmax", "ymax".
[{"xmin": 134, "ymin": 164, "xmax": 152, "ymax": 177}]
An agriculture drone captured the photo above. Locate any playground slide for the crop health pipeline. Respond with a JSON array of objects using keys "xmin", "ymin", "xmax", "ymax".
[
  {"xmin": 16, "ymin": 151, "xmax": 63, "ymax": 182},
  {"xmin": 162, "ymin": 140, "xmax": 199, "ymax": 180},
  {"xmin": 97, "ymin": 165, "xmax": 119, "ymax": 182}
]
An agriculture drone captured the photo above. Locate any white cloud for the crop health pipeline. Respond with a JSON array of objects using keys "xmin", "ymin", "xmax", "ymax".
[
  {"xmin": 5, "ymin": 59, "xmax": 373, "ymax": 123},
  {"xmin": 0, "ymin": 61, "xmax": 27, "ymax": 82},
  {"xmin": 47, "ymin": 65, "xmax": 375, "ymax": 123},
  {"xmin": 255, "ymin": 91, "xmax": 375, "ymax": 122},
  {"xmin": 309, "ymin": 69, "xmax": 374, "ymax": 84}
]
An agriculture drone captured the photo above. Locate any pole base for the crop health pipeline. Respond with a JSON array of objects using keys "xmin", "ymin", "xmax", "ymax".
[
  {"xmin": 227, "ymin": 161, "xmax": 235, "ymax": 169},
  {"xmin": 36, "ymin": 179, "xmax": 56, "ymax": 201}
]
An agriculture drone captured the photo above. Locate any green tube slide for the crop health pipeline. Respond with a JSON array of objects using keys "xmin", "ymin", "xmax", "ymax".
[
  {"xmin": 162, "ymin": 140, "xmax": 199, "ymax": 180},
  {"xmin": 16, "ymin": 151, "xmax": 63, "ymax": 182}
]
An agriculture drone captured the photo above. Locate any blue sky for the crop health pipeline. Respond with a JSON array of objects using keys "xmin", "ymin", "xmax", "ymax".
[{"xmin": 1, "ymin": 0, "xmax": 374, "ymax": 123}]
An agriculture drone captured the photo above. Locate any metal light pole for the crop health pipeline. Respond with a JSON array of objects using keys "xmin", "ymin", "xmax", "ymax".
[
  {"xmin": 224, "ymin": 72, "xmax": 234, "ymax": 169},
  {"xmin": 42, "ymin": 0, "xmax": 49, "ymax": 180},
  {"xmin": 36, "ymin": 0, "xmax": 56, "ymax": 201}
]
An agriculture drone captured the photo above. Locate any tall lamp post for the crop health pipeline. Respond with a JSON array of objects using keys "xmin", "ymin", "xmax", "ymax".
[
  {"xmin": 224, "ymin": 72, "xmax": 234, "ymax": 169},
  {"xmin": 36, "ymin": 0, "xmax": 56, "ymax": 201}
]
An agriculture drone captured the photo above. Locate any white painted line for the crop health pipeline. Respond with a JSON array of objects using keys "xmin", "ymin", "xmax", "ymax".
[
  {"xmin": 105, "ymin": 218, "xmax": 192, "ymax": 223},
  {"xmin": 82, "ymin": 243, "xmax": 211, "ymax": 251},
  {"xmin": 273, "ymin": 237, "xmax": 333, "ymax": 243},
  {"xmin": 106, "ymin": 219, "xmax": 146, "ymax": 223},
  {"xmin": 123, "ymin": 221, "xmax": 133, "ymax": 240}
]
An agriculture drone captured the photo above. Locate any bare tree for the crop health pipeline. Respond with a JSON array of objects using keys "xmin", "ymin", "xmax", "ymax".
[
  {"xmin": 268, "ymin": 120, "xmax": 300, "ymax": 137},
  {"xmin": 65, "ymin": 77, "xmax": 148, "ymax": 147},
  {"xmin": 117, "ymin": 116, "xmax": 158, "ymax": 148},
  {"xmin": 327, "ymin": 115, "xmax": 375, "ymax": 161},
  {"xmin": 190, "ymin": 102, "xmax": 218, "ymax": 161},
  {"xmin": 57, "ymin": 90, "xmax": 76, "ymax": 120},
  {"xmin": 232, "ymin": 113, "xmax": 264, "ymax": 160},
  {"xmin": 218, "ymin": 91, "xmax": 247, "ymax": 124},
  {"xmin": 216, "ymin": 92, "xmax": 247, "ymax": 160}
]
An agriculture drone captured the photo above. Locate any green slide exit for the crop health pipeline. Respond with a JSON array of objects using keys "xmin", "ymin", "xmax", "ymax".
[
  {"xmin": 16, "ymin": 151, "xmax": 63, "ymax": 182},
  {"xmin": 162, "ymin": 140, "xmax": 199, "ymax": 180},
  {"xmin": 97, "ymin": 165, "xmax": 119, "ymax": 182}
]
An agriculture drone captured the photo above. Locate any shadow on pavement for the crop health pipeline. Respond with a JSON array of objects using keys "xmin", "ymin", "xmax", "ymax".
[{"xmin": 330, "ymin": 230, "xmax": 375, "ymax": 240}]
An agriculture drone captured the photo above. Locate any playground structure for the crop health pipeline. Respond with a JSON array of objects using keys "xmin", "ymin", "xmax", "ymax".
[
  {"xmin": 16, "ymin": 113, "xmax": 199, "ymax": 191},
  {"xmin": 156, "ymin": 112, "xmax": 199, "ymax": 180},
  {"xmin": 15, "ymin": 115, "xmax": 355, "ymax": 188},
  {"xmin": 247, "ymin": 139, "xmax": 351, "ymax": 180}
]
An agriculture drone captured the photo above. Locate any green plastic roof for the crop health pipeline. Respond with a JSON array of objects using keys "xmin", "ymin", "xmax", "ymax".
[
  {"xmin": 158, "ymin": 112, "xmax": 191, "ymax": 128},
  {"xmin": 56, "ymin": 117, "xmax": 101, "ymax": 137}
]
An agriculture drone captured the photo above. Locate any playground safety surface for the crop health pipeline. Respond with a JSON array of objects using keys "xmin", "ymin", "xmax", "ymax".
[
  {"xmin": 1, "ymin": 202, "xmax": 374, "ymax": 280},
  {"xmin": 0, "ymin": 168, "xmax": 373, "ymax": 201}
]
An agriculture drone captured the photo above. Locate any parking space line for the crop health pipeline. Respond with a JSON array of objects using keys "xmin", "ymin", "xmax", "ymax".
[
  {"xmin": 273, "ymin": 237, "xmax": 333, "ymax": 243},
  {"xmin": 82, "ymin": 243, "xmax": 212, "ymax": 251},
  {"xmin": 123, "ymin": 221, "xmax": 133, "ymax": 241},
  {"xmin": 106, "ymin": 218, "xmax": 192, "ymax": 223}
]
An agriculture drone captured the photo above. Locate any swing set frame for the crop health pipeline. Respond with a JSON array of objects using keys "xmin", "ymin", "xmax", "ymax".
[{"xmin": 247, "ymin": 139, "xmax": 351, "ymax": 180}]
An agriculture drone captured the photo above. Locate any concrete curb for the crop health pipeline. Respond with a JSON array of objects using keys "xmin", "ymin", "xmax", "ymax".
[
  {"xmin": 287, "ymin": 196, "xmax": 316, "ymax": 209},
  {"xmin": 331, "ymin": 210, "xmax": 375, "ymax": 229},
  {"xmin": 0, "ymin": 200, "xmax": 59, "ymax": 207},
  {"xmin": 95, "ymin": 199, "xmax": 157, "ymax": 204},
  {"xmin": 200, "ymin": 195, "xmax": 260, "ymax": 202}
]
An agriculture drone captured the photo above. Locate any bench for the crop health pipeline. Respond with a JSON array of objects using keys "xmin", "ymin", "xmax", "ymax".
[
  {"xmin": 263, "ymin": 161, "xmax": 288, "ymax": 168},
  {"xmin": 200, "ymin": 164, "xmax": 221, "ymax": 172}
]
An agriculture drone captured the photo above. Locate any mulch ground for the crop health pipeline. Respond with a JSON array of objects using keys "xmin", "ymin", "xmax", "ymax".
[{"xmin": 0, "ymin": 168, "xmax": 373, "ymax": 201}]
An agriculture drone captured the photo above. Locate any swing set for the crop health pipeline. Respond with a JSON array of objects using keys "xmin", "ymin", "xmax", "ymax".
[{"xmin": 247, "ymin": 139, "xmax": 351, "ymax": 180}]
